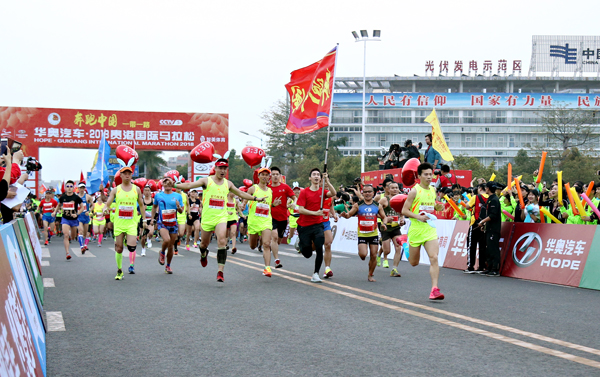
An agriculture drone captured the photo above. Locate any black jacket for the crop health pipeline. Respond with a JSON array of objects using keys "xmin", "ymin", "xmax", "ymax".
[{"xmin": 486, "ymin": 193, "xmax": 501, "ymax": 233}]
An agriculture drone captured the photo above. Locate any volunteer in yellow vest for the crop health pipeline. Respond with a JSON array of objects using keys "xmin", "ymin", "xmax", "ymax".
[
  {"xmin": 92, "ymin": 193, "xmax": 107, "ymax": 247},
  {"xmin": 104, "ymin": 166, "xmax": 145, "ymax": 281},
  {"xmin": 401, "ymin": 162, "xmax": 445, "ymax": 300},
  {"xmin": 175, "ymin": 156, "xmax": 266, "ymax": 283},
  {"xmin": 175, "ymin": 186, "xmax": 188, "ymax": 255},
  {"xmin": 341, "ymin": 184, "xmax": 389, "ymax": 282},
  {"xmin": 247, "ymin": 168, "xmax": 275, "ymax": 277}
]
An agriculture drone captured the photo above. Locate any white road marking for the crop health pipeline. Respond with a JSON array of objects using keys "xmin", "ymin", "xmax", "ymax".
[
  {"xmin": 43, "ymin": 278, "xmax": 55, "ymax": 287},
  {"xmin": 41, "ymin": 261, "xmax": 50, "ymax": 267},
  {"xmin": 275, "ymin": 251, "xmax": 302, "ymax": 258},
  {"xmin": 42, "ymin": 248, "xmax": 51, "ymax": 258},
  {"xmin": 70, "ymin": 247, "xmax": 96, "ymax": 258},
  {"xmin": 46, "ymin": 311, "xmax": 66, "ymax": 331},
  {"xmin": 231, "ymin": 250, "xmax": 262, "ymax": 258}
]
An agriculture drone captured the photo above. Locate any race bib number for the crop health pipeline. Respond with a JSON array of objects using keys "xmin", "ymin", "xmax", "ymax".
[
  {"xmin": 208, "ymin": 199, "xmax": 225, "ymax": 210},
  {"xmin": 255, "ymin": 203, "xmax": 270, "ymax": 218},
  {"xmin": 190, "ymin": 204, "xmax": 200, "ymax": 213},
  {"xmin": 359, "ymin": 220, "xmax": 376, "ymax": 233},
  {"xmin": 145, "ymin": 211, "xmax": 152, "ymax": 221},
  {"xmin": 162, "ymin": 209, "xmax": 177, "ymax": 224},
  {"xmin": 118, "ymin": 206, "xmax": 134, "ymax": 220},
  {"xmin": 43, "ymin": 203, "xmax": 54, "ymax": 213},
  {"xmin": 62, "ymin": 202, "xmax": 75, "ymax": 211},
  {"xmin": 322, "ymin": 208, "xmax": 330, "ymax": 220},
  {"xmin": 96, "ymin": 214, "xmax": 104, "ymax": 222},
  {"xmin": 420, "ymin": 205, "xmax": 434, "ymax": 214}
]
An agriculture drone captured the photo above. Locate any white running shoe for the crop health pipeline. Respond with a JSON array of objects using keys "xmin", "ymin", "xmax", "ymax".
[
  {"xmin": 311, "ymin": 273, "xmax": 322, "ymax": 283},
  {"xmin": 147, "ymin": 239, "xmax": 153, "ymax": 249},
  {"xmin": 141, "ymin": 248, "xmax": 146, "ymax": 257}
]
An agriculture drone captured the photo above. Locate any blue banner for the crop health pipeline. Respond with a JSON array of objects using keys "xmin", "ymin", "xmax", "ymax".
[
  {"xmin": 333, "ymin": 92, "xmax": 600, "ymax": 109},
  {"xmin": 87, "ymin": 134, "xmax": 111, "ymax": 193},
  {"xmin": 106, "ymin": 156, "xmax": 139, "ymax": 176}
]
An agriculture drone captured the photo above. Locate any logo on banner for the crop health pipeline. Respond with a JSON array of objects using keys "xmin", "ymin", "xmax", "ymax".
[
  {"xmin": 47, "ymin": 113, "xmax": 61, "ymax": 125},
  {"xmin": 512, "ymin": 232, "xmax": 542, "ymax": 267},
  {"xmin": 159, "ymin": 120, "xmax": 183, "ymax": 126}
]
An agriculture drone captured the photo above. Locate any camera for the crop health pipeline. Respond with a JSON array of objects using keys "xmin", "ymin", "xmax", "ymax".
[
  {"xmin": 0, "ymin": 138, "xmax": 22, "ymax": 156},
  {"xmin": 24, "ymin": 157, "xmax": 42, "ymax": 173},
  {"xmin": 433, "ymin": 169, "xmax": 442, "ymax": 176}
]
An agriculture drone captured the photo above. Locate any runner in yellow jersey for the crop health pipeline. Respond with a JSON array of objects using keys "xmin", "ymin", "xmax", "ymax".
[
  {"xmin": 225, "ymin": 191, "xmax": 242, "ymax": 255},
  {"xmin": 92, "ymin": 194, "xmax": 107, "ymax": 247},
  {"xmin": 175, "ymin": 186, "xmax": 188, "ymax": 255},
  {"xmin": 247, "ymin": 168, "xmax": 275, "ymax": 277},
  {"xmin": 104, "ymin": 166, "xmax": 145, "ymax": 280},
  {"xmin": 401, "ymin": 162, "xmax": 444, "ymax": 300},
  {"xmin": 287, "ymin": 184, "xmax": 302, "ymax": 244},
  {"xmin": 176, "ymin": 157, "xmax": 266, "ymax": 282}
]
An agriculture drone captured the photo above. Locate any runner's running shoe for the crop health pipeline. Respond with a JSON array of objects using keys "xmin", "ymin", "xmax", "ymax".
[
  {"xmin": 186, "ymin": 244, "xmax": 190, "ymax": 251},
  {"xmin": 66, "ymin": 253, "xmax": 71, "ymax": 260},
  {"xmin": 200, "ymin": 250, "xmax": 208, "ymax": 267},
  {"xmin": 429, "ymin": 286, "xmax": 445, "ymax": 300},
  {"xmin": 231, "ymin": 247, "xmax": 237, "ymax": 255},
  {"xmin": 147, "ymin": 239, "xmax": 153, "ymax": 249},
  {"xmin": 390, "ymin": 268, "xmax": 401, "ymax": 277},
  {"xmin": 193, "ymin": 243, "xmax": 198, "ymax": 248},
  {"xmin": 81, "ymin": 246, "xmax": 86, "ymax": 255},
  {"xmin": 115, "ymin": 270, "xmax": 124, "ymax": 280},
  {"xmin": 174, "ymin": 251, "xmax": 179, "ymax": 256},
  {"xmin": 128, "ymin": 265, "xmax": 135, "ymax": 274},
  {"xmin": 323, "ymin": 267, "xmax": 333, "ymax": 279},
  {"xmin": 382, "ymin": 260, "xmax": 389, "ymax": 268},
  {"xmin": 311, "ymin": 273, "xmax": 322, "ymax": 283},
  {"xmin": 263, "ymin": 266, "xmax": 272, "ymax": 277},
  {"xmin": 158, "ymin": 252, "xmax": 165, "ymax": 266},
  {"xmin": 44, "ymin": 240, "xmax": 48, "ymax": 246},
  {"xmin": 141, "ymin": 248, "xmax": 146, "ymax": 256},
  {"xmin": 274, "ymin": 259, "xmax": 282, "ymax": 269},
  {"xmin": 165, "ymin": 266, "xmax": 173, "ymax": 274},
  {"xmin": 217, "ymin": 271, "xmax": 224, "ymax": 282}
]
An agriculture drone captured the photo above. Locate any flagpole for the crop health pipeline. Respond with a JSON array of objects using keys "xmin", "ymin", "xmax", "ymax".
[{"xmin": 320, "ymin": 43, "xmax": 339, "ymax": 210}]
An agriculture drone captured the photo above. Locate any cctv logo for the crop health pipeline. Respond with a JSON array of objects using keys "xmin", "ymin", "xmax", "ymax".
[
  {"xmin": 159, "ymin": 120, "xmax": 183, "ymax": 126},
  {"xmin": 512, "ymin": 232, "xmax": 542, "ymax": 268}
]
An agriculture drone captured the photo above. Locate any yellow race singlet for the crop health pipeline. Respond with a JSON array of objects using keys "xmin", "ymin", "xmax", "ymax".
[
  {"xmin": 113, "ymin": 185, "xmax": 139, "ymax": 236},
  {"xmin": 248, "ymin": 184, "xmax": 272, "ymax": 235},
  {"xmin": 407, "ymin": 184, "xmax": 438, "ymax": 247},
  {"xmin": 201, "ymin": 177, "xmax": 229, "ymax": 232}
]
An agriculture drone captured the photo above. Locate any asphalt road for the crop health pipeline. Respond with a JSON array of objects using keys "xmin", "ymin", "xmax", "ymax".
[{"xmin": 41, "ymin": 234, "xmax": 600, "ymax": 377}]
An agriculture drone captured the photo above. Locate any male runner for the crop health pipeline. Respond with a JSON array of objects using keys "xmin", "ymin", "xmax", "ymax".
[
  {"xmin": 341, "ymin": 184, "xmax": 388, "ymax": 281},
  {"xmin": 401, "ymin": 162, "xmax": 445, "ymax": 300},
  {"xmin": 140, "ymin": 185, "xmax": 155, "ymax": 256},
  {"xmin": 268, "ymin": 166, "xmax": 295, "ymax": 270},
  {"xmin": 176, "ymin": 158, "xmax": 265, "ymax": 282},
  {"xmin": 378, "ymin": 182, "xmax": 404, "ymax": 277},
  {"xmin": 151, "ymin": 176, "xmax": 183, "ymax": 274},
  {"xmin": 287, "ymin": 185, "xmax": 301, "ymax": 245},
  {"xmin": 175, "ymin": 186, "xmax": 188, "ymax": 254},
  {"xmin": 296, "ymin": 168, "xmax": 336, "ymax": 283},
  {"xmin": 225, "ymin": 191, "xmax": 241, "ymax": 254},
  {"xmin": 53, "ymin": 181, "xmax": 84, "ymax": 260},
  {"xmin": 104, "ymin": 166, "xmax": 145, "ymax": 280},
  {"xmin": 185, "ymin": 189, "xmax": 201, "ymax": 250},
  {"xmin": 39, "ymin": 190, "xmax": 58, "ymax": 245},
  {"xmin": 247, "ymin": 168, "xmax": 275, "ymax": 276},
  {"xmin": 76, "ymin": 183, "xmax": 94, "ymax": 253},
  {"xmin": 321, "ymin": 194, "xmax": 338, "ymax": 279},
  {"xmin": 377, "ymin": 178, "xmax": 393, "ymax": 267}
]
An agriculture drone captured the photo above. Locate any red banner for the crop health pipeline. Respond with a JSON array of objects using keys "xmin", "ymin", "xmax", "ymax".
[
  {"xmin": 501, "ymin": 223, "xmax": 594, "ymax": 287},
  {"xmin": 285, "ymin": 47, "xmax": 337, "ymax": 134}
]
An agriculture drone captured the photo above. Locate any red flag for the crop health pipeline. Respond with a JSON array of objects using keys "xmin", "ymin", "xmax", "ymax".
[
  {"xmin": 80, "ymin": 171, "xmax": 85, "ymax": 184},
  {"xmin": 39, "ymin": 184, "xmax": 47, "ymax": 196},
  {"xmin": 284, "ymin": 47, "xmax": 337, "ymax": 134}
]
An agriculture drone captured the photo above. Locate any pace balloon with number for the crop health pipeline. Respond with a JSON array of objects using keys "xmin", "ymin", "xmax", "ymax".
[
  {"xmin": 190, "ymin": 142, "xmax": 216, "ymax": 164},
  {"xmin": 241, "ymin": 146, "xmax": 265, "ymax": 167},
  {"xmin": 401, "ymin": 158, "xmax": 420, "ymax": 187},
  {"xmin": 115, "ymin": 145, "xmax": 139, "ymax": 167}
]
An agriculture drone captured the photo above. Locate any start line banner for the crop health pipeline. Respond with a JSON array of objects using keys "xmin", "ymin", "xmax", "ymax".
[{"xmin": 313, "ymin": 217, "xmax": 600, "ymax": 291}]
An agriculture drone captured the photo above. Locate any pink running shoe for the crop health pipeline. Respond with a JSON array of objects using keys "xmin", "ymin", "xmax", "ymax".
[
  {"xmin": 186, "ymin": 245, "xmax": 190, "ymax": 251},
  {"xmin": 429, "ymin": 286, "xmax": 445, "ymax": 300},
  {"xmin": 158, "ymin": 252, "xmax": 165, "ymax": 266},
  {"xmin": 165, "ymin": 266, "xmax": 173, "ymax": 274}
]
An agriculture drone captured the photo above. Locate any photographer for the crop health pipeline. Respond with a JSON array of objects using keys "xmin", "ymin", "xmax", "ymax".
[
  {"xmin": 1, "ymin": 152, "xmax": 31, "ymax": 223},
  {"xmin": 381, "ymin": 144, "xmax": 400, "ymax": 170},
  {"xmin": 435, "ymin": 165, "xmax": 454, "ymax": 189}
]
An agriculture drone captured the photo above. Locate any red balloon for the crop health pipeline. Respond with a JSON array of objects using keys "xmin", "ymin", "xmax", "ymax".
[
  {"xmin": 238, "ymin": 186, "xmax": 248, "ymax": 192},
  {"xmin": 156, "ymin": 180, "xmax": 163, "ymax": 190},
  {"xmin": 401, "ymin": 158, "xmax": 420, "ymax": 187},
  {"xmin": 209, "ymin": 166, "xmax": 216, "ymax": 176},
  {"xmin": 114, "ymin": 170, "xmax": 122, "ymax": 186},
  {"xmin": 243, "ymin": 179, "xmax": 253, "ymax": 188},
  {"xmin": 134, "ymin": 178, "xmax": 147, "ymax": 190},
  {"xmin": 252, "ymin": 169, "xmax": 259, "ymax": 184},
  {"xmin": 115, "ymin": 145, "xmax": 139, "ymax": 167},
  {"xmin": 241, "ymin": 146, "xmax": 265, "ymax": 167},
  {"xmin": 112, "ymin": 181, "xmax": 116, "ymax": 188},
  {"xmin": 190, "ymin": 142, "xmax": 215, "ymax": 164},
  {"xmin": 390, "ymin": 194, "xmax": 409, "ymax": 214},
  {"xmin": 146, "ymin": 180, "xmax": 158, "ymax": 192}
]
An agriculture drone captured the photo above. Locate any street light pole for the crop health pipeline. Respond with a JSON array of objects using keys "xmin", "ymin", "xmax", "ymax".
[
  {"xmin": 239, "ymin": 131, "xmax": 263, "ymax": 148},
  {"xmin": 352, "ymin": 30, "xmax": 381, "ymax": 173}
]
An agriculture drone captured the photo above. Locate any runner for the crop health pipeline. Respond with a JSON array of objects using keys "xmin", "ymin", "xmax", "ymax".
[
  {"xmin": 376, "ymin": 178, "xmax": 393, "ymax": 267},
  {"xmin": 39, "ymin": 190, "xmax": 58, "ymax": 246},
  {"xmin": 104, "ymin": 166, "xmax": 145, "ymax": 280},
  {"xmin": 296, "ymin": 168, "xmax": 336, "ymax": 283},
  {"xmin": 185, "ymin": 189, "xmax": 202, "ymax": 250},
  {"xmin": 320, "ymin": 192, "xmax": 337, "ymax": 278},
  {"xmin": 76, "ymin": 183, "xmax": 94, "ymax": 253},
  {"xmin": 175, "ymin": 186, "xmax": 188, "ymax": 255},
  {"xmin": 287, "ymin": 184, "xmax": 302, "ymax": 245},
  {"xmin": 226, "ymin": 191, "xmax": 242, "ymax": 254},
  {"xmin": 268, "ymin": 166, "xmax": 295, "ymax": 270},
  {"xmin": 401, "ymin": 162, "xmax": 445, "ymax": 300},
  {"xmin": 140, "ymin": 185, "xmax": 155, "ymax": 256},
  {"xmin": 247, "ymin": 167, "xmax": 276, "ymax": 276},
  {"xmin": 53, "ymin": 180, "xmax": 84, "ymax": 260},
  {"xmin": 92, "ymin": 192, "xmax": 107, "ymax": 247},
  {"xmin": 238, "ymin": 200, "xmax": 249, "ymax": 243},
  {"xmin": 175, "ymin": 157, "xmax": 265, "ymax": 282},
  {"xmin": 150, "ymin": 175, "xmax": 183, "ymax": 274},
  {"xmin": 378, "ymin": 182, "xmax": 404, "ymax": 277},
  {"xmin": 341, "ymin": 184, "xmax": 388, "ymax": 281}
]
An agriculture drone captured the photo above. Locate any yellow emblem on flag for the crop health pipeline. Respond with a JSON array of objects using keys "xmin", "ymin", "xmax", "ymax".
[{"xmin": 424, "ymin": 108, "xmax": 454, "ymax": 162}]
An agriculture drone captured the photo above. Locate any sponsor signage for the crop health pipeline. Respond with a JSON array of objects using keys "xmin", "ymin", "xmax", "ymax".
[
  {"xmin": 361, "ymin": 168, "xmax": 472, "ymax": 191},
  {"xmin": 334, "ymin": 92, "xmax": 600, "ymax": 110},
  {"xmin": 500, "ymin": 223, "xmax": 594, "ymax": 287},
  {"xmin": 532, "ymin": 35, "xmax": 600, "ymax": 73}
]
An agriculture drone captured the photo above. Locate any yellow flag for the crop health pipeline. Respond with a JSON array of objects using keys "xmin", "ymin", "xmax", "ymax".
[
  {"xmin": 91, "ymin": 151, "xmax": 99, "ymax": 171},
  {"xmin": 424, "ymin": 108, "xmax": 454, "ymax": 162}
]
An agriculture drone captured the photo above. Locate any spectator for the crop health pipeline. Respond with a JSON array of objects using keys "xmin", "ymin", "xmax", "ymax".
[
  {"xmin": 436, "ymin": 165, "xmax": 454, "ymax": 189},
  {"xmin": 424, "ymin": 133, "xmax": 441, "ymax": 169},
  {"xmin": 477, "ymin": 182, "xmax": 501, "ymax": 276}
]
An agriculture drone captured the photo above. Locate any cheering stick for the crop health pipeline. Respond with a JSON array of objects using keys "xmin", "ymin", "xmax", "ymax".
[
  {"xmin": 443, "ymin": 195, "xmax": 465, "ymax": 217},
  {"xmin": 535, "ymin": 151, "xmax": 547, "ymax": 184},
  {"xmin": 565, "ymin": 183, "xmax": 579, "ymax": 216},
  {"xmin": 582, "ymin": 194, "xmax": 600, "ymax": 220},
  {"xmin": 540, "ymin": 208, "xmax": 561, "ymax": 224},
  {"xmin": 514, "ymin": 178, "xmax": 525, "ymax": 209}
]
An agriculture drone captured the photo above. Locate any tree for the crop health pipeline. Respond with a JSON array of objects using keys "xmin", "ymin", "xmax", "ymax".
[
  {"xmin": 176, "ymin": 163, "xmax": 188, "ymax": 178},
  {"xmin": 540, "ymin": 103, "xmax": 599, "ymax": 154},
  {"xmin": 558, "ymin": 147, "xmax": 600, "ymax": 184},
  {"xmin": 227, "ymin": 149, "xmax": 256, "ymax": 187},
  {"xmin": 137, "ymin": 151, "xmax": 167, "ymax": 179}
]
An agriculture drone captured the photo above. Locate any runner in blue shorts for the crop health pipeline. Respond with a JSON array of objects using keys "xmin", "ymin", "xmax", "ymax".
[{"xmin": 151, "ymin": 175, "xmax": 184, "ymax": 274}]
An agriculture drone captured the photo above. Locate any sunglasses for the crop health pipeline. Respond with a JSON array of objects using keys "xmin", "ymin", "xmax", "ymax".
[{"xmin": 66, "ymin": 185, "xmax": 74, "ymax": 188}]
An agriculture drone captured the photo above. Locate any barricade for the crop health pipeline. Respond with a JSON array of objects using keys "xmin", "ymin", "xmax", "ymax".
[{"xmin": 0, "ymin": 212, "xmax": 47, "ymax": 376}]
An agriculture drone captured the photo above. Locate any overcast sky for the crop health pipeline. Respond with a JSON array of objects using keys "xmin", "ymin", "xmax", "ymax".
[{"xmin": 2, "ymin": 0, "xmax": 598, "ymax": 181}]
